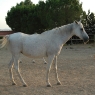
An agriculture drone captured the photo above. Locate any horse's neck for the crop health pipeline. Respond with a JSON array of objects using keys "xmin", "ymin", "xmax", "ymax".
[
  {"xmin": 42, "ymin": 23, "xmax": 73, "ymax": 45},
  {"xmin": 58, "ymin": 23, "xmax": 73, "ymax": 45}
]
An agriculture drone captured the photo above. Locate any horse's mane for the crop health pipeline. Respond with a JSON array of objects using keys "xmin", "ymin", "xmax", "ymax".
[
  {"xmin": 59, "ymin": 23, "xmax": 73, "ymax": 33},
  {"xmin": 41, "ymin": 27, "xmax": 60, "ymax": 35},
  {"xmin": 41, "ymin": 23, "xmax": 73, "ymax": 36}
]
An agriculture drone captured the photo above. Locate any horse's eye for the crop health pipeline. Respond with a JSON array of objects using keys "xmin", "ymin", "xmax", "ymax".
[{"xmin": 80, "ymin": 28, "xmax": 83, "ymax": 31}]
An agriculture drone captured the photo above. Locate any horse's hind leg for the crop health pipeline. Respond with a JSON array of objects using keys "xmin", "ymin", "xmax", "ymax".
[
  {"xmin": 46, "ymin": 55, "xmax": 55, "ymax": 87},
  {"xmin": 14, "ymin": 55, "xmax": 27, "ymax": 87},
  {"xmin": 9, "ymin": 56, "xmax": 16, "ymax": 85},
  {"xmin": 54, "ymin": 56, "xmax": 61, "ymax": 85},
  {"xmin": 43, "ymin": 58, "xmax": 47, "ymax": 64}
]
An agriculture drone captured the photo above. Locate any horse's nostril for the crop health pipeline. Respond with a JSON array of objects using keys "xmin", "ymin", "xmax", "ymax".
[{"xmin": 84, "ymin": 37, "xmax": 89, "ymax": 43}]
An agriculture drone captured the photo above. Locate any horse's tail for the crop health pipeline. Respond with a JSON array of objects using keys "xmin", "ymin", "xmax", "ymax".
[{"xmin": 0, "ymin": 35, "xmax": 9, "ymax": 48}]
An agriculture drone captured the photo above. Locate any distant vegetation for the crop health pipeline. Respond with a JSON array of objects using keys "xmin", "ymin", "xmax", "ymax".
[{"xmin": 5, "ymin": 0, "xmax": 95, "ymax": 34}]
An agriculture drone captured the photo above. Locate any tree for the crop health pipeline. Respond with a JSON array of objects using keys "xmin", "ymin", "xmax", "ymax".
[
  {"xmin": 24, "ymin": 0, "xmax": 33, "ymax": 5},
  {"xmin": 84, "ymin": 10, "xmax": 95, "ymax": 35},
  {"xmin": 6, "ymin": 0, "xmax": 84, "ymax": 34},
  {"xmin": 6, "ymin": 0, "xmax": 35, "ymax": 33}
]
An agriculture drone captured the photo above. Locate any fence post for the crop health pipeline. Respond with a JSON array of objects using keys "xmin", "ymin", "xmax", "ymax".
[{"xmin": 93, "ymin": 34, "xmax": 95, "ymax": 45}]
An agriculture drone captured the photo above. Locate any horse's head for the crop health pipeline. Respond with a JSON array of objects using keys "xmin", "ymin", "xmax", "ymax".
[{"xmin": 72, "ymin": 21, "xmax": 89, "ymax": 43}]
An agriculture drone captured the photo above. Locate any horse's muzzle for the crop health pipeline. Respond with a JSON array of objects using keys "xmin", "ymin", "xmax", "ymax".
[{"xmin": 83, "ymin": 36, "xmax": 89, "ymax": 44}]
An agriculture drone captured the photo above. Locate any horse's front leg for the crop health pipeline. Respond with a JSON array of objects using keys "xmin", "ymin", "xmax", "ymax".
[
  {"xmin": 54, "ymin": 56, "xmax": 61, "ymax": 85},
  {"xmin": 46, "ymin": 55, "xmax": 55, "ymax": 87}
]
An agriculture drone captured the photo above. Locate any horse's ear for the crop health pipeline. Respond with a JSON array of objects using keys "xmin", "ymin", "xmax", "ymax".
[{"xmin": 74, "ymin": 20, "xmax": 78, "ymax": 24}]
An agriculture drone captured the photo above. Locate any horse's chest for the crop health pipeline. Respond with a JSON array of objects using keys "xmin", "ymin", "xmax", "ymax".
[{"xmin": 47, "ymin": 44, "xmax": 63, "ymax": 56}]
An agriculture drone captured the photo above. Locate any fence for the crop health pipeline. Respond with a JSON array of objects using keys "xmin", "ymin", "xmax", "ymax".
[
  {"xmin": 0, "ymin": 31, "xmax": 14, "ymax": 37},
  {"xmin": 0, "ymin": 29, "xmax": 95, "ymax": 44},
  {"xmin": 67, "ymin": 34, "xmax": 95, "ymax": 44}
]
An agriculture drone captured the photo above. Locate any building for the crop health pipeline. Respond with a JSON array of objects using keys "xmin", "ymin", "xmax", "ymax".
[{"xmin": 0, "ymin": 30, "xmax": 14, "ymax": 37}]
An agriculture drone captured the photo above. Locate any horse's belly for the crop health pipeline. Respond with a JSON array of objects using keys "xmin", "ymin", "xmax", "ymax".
[
  {"xmin": 23, "ymin": 52, "xmax": 45, "ymax": 58},
  {"xmin": 22, "ymin": 46, "xmax": 46, "ymax": 58}
]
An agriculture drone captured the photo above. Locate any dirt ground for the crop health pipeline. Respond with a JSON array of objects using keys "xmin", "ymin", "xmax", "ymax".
[{"xmin": 0, "ymin": 44, "xmax": 95, "ymax": 95}]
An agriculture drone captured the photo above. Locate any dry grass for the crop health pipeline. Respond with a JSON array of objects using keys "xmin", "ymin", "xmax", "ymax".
[{"xmin": 0, "ymin": 44, "xmax": 95, "ymax": 95}]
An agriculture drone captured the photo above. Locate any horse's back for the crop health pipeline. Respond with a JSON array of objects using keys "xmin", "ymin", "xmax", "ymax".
[{"xmin": 9, "ymin": 32, "xmax": 24, "ymax": 43}]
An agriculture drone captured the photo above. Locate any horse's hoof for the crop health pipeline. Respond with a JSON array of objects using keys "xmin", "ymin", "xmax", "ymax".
[
  {"xmin": 44, "ymin": 62, "xmax": 47, "ymax": 64},
  {"xmin": 23, "ymin": 84, "xmax": 27, "ymax": 87},
  {"xmin": 47, "ymin": 85, "xmax": 52, "ymax": 87},
  {"xmin": 57, "ymin": 82, "xmax": 61, "ymax": 85},
  {"xmin": 19, "ymin": 61, "xmax": 22, "ymax": 63},
  {"xmin": 12, "ymin": 83, "xmax": 16, "ymax": 85},
  {"xmin": 32, "ymin": 61, "xmax": 35, "ymax": 63}
]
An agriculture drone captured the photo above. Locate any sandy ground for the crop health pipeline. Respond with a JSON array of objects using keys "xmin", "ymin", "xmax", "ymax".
[{"xmin": 0, "ymin": 44, "xmax": 95, "ymax": 95}]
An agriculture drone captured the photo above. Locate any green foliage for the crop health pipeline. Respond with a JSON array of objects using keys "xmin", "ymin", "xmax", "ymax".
[
  {"xmin": 6, "ymin": 0, "xmax": 84, "ymax": 34},
  {"xmin": 86, "ymin": 11, "xmax": 95, "ymax": 27},
  {"xmin": 85, "ymin": 11, "xmax": 95, "ymax": 36}
]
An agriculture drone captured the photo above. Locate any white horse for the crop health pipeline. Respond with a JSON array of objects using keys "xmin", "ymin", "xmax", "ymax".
[{"xmin": 0, "ymin": 21, "xmax": 89, "ymax": 87}]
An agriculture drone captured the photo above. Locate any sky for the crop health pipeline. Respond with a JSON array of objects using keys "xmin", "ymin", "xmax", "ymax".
[{"xmin": 0, "ymin": 0, "xmax": 95, "ymax": 30}]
